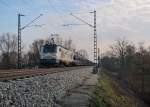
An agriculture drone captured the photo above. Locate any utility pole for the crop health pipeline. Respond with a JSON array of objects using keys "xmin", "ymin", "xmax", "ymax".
[{"xmin": 17, "ymin": 14, "xmax": 43, "ymax": 69}]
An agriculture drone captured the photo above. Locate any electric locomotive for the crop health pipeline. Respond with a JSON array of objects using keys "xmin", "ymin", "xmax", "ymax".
[{"xmin": 40, "ymin": 43, "xmax": 74, "ymax": 66}]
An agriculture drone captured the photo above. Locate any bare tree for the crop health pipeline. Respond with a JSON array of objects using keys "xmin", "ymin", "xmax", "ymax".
[
  {"xmin": 77, "ymin": 49, "xmax": 89, "ymax": 59},
  {"xmin": 110, "ymin": 38, "xmax": 129, "ymax": 57},
  {"xmin": 110, "ymin": 38, "xmax": 130, "ymax": 77},
  {"xmin": 0, "ymin": 33, "xmax": 17, "ymax": 68},
  {"xmin": 28, "ymin": 39, "xmax": 44, "ymax": 65},
  {"xmin": 63, "ymin": 39, "xmax": 76, "ymax": 51},
  {"xmin": 101, "ymin": 38, "xmax": 150, "ymax": 100},
  {"xmin": 0, "ymin": 33, "xmax": 17, "ymax": 54}
]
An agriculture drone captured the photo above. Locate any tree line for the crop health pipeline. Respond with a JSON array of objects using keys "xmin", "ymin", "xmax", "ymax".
[
  {"xmin": 101, "ymin": 38, "xmax": 150, "ymax": 103},
  {"xmin": 0, "ymin": 33, "xmax": 88, "ymax": 69}
]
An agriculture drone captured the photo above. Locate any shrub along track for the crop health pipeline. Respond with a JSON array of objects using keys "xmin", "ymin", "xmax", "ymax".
[
  {"xmin": 0, "ymin": 66, "xmax": 90, "ymax": 82},
  {"xmin": 91, "ymin": 70, "xmax": 150, "ymax": 107},
  {"xmin": 104, "ymin": 70, "xmax": 150, "ymax": 107}
]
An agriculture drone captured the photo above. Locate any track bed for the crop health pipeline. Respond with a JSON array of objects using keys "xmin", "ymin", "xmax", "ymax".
[{"xmin": 0, "ymin": 66, "xmax": 90, "ymax": 82}]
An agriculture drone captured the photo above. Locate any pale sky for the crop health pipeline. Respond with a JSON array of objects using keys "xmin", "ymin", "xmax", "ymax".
[{"xmin": 0, "ymin": 0, "xmax": 150, "ymax": 60}]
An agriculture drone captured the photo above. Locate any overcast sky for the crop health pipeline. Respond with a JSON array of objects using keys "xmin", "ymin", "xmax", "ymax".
[{"xmin": 0, "ymin": 0, "xmax": 150, "ymax": 60}]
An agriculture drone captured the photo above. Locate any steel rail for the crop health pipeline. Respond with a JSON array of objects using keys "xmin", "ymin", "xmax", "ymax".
[{"xmin": 0, "ymin": 66, "xmax": 90, "ymax": 82}]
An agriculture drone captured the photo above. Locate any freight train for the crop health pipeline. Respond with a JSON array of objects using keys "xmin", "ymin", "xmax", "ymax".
[{"xmin": 40, "ymin": 43, "xmax": 92, "ymax": 66}]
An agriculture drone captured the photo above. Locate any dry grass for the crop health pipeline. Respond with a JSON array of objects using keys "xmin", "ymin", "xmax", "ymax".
[{"xmin": 90, "ymin": 71, "xmax": 140, "ymax": 107}]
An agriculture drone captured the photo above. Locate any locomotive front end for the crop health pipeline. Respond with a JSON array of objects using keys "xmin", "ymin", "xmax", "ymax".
[{"xmin": 40, "ymin": 44, "xmax": 59, "ymax": 66}]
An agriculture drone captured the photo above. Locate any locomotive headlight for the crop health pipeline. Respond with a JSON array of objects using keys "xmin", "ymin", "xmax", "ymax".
[
  {"xmin": 51, "ymin": 55, "xmax": 56, "ymax": 59},
  {"xmin": 42, "ymin": 54, "xmax": 56, "ymax": 59},
  {"xmin": 48, "ymin": 54, "xmax": 56, "ymax": 59}
]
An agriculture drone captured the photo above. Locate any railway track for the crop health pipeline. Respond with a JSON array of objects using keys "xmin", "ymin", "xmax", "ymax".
[{"xmin": 0, "ymin": 66, "xmax": 90, "ymax": 82}]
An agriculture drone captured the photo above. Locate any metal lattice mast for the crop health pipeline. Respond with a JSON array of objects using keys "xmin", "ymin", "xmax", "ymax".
[
  {"xmin": 94, "ymin": 10, "xmax": 97, "ymax": 67},
  {"xmin": 64, "ymin": 10, "xmax": 98, "ymax": 68},
  {"xmin": 17, "ymin": 14, "xmax": 43, "ymax": 69},
  {"xmin": 18, "ymin": 14, "xmax": 23, "ymax": 69}
]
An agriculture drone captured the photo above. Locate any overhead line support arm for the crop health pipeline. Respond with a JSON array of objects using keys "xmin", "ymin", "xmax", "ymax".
[
  {"xmin": 21, "ymin": 14, "xmax": 43, "ymax": 30},
  {"xmin": 70, "ymin": 13, "xmax": 94, "ymax": 28}
]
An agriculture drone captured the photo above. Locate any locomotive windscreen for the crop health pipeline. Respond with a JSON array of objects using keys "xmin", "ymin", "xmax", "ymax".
[{"xmin": 43, "ymin": 44, "xmax": 57, "ymax": 53}]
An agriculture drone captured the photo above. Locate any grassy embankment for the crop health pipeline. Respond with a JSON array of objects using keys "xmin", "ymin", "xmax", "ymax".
[{"xmin": 90, "ymin": 70, "xmax": 139, "ymax": 107}]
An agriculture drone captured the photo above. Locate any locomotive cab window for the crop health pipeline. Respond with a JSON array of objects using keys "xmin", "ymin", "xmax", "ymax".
[{"xmin": 43, "ymin": 44, "xmax": 57, "ymax": 53}]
